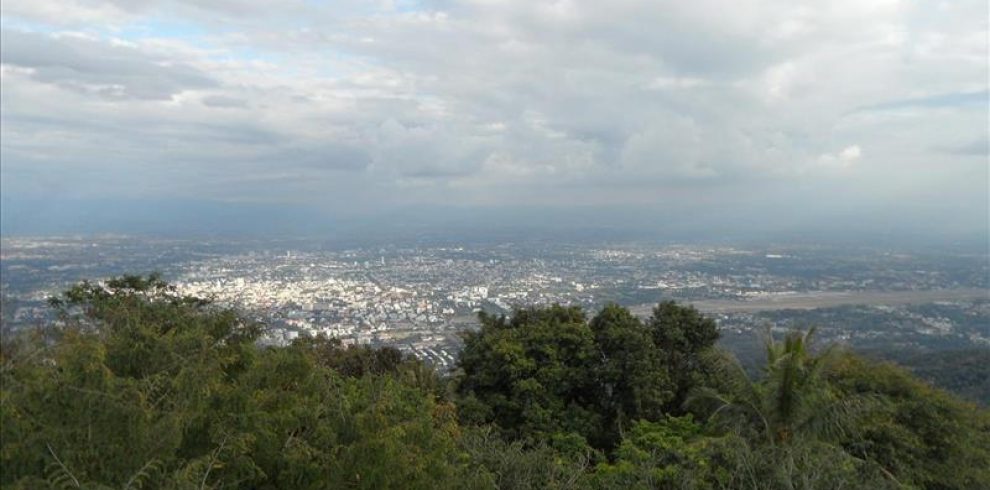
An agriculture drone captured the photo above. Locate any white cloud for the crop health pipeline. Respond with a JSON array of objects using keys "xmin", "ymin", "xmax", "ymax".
[
  {"xmin": 0, "ymin": 0, "xmax": 986, "ymax": 228},
  {"xmin": 817, "ymin": 145, "xmax": 862, "ymax": 170},
  {"xmin": 840, "ymin": 145, "xmax": 862, "ymax": 162}
]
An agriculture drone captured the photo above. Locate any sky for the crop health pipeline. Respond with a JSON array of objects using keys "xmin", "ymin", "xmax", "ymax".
[{"xmin": 0, "ymin": 0, "xmax": 987, "ymax": 240}]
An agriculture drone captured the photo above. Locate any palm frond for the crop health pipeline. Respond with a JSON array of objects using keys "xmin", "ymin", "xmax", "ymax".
[
  {"xmin": 45, "ymin": 444, "xmax": 81, "ymax": 489},
  {"xmin": 124, "ymin": 458, "xmax": 164, "ymax": 490}
]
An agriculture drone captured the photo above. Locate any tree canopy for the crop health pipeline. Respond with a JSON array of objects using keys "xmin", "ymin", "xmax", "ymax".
[
  {"xmin": 456, "ymin": 301, "xmax": 719, "ymax": 452},
  {"xmin": 1, "ymin": 275, "xmax": 987, "ymax": 489}
]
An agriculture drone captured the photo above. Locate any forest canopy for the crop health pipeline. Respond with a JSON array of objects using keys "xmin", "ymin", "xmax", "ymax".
[{"xmin": 1, "ymin": 275, "xmax": 988, "ymax": 489}]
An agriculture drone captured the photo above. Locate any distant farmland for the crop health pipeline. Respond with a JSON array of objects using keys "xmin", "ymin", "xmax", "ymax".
[{"xmin": 633, "ymin": 288, "xmax": 990, "ymax": 315}]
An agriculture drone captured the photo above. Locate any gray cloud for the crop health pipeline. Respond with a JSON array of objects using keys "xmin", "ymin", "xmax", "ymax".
[
  {"xmin": 855, "ymin": 90, "xmax": 989, "ymax": 113},
  {"xmin": 937, "ymin": 138, "xmax": 989, "ymax": 156},
  {"xmin": 0, "ymin": 0, "xmax": 986, "ymax": 235},
  {"xmin": 0, "ymin": 30, "xmax": 216, "ymax": 100},
  {"xmin": 201, "ymin": 95, "xmax": 248, "ymax": 108}
]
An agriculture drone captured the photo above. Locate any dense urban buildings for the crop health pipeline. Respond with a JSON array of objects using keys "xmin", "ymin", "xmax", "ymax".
[{"xmin": 3, "ymin": 236, "xmax": 987, "ymax": 370}]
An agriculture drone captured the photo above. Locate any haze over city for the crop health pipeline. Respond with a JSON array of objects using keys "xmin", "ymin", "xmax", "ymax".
[{"xmin": 1, "ymin": 0, "xmax": 987, "ymax": 239}]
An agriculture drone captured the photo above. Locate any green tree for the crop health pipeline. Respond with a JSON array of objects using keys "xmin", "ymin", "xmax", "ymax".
[
  {"xmin": 830, "ymin": 354, "xmax": 990, "ymax": 489},
  {"xmin": 0, "ymin": 275, "xmax": 481, "ymax": 489},
  {"xmin": 456, "ymin": 305, "xmax": 600, "ymax": 446},
  {"xmin": 459, "ymin": 427, "xmax": 594, "ymax": 490},
  {"xmin": 5, "ymin": 275, "xmax": 987, "ymax": 490},
  {"xmin": 692, "ymin": 329, "xmax": 863, "ymax": 446},
  {"xmin": 2, "ymin": 274, "xmax": 259, "ymax": 487},
  {"xmin": 457, "ymin": 301, "xmax": 722, "ymax": 454},
  {"xmin": 647, "ymin": 301, "xmax": 720, "ymax": 412},
  {"xmin": 589, "ymin": 303, "xmax": 671, "ymax": 450},
  {"xmin": 593, "ymin": 415, "xmax": 725, "ymax": 489}
]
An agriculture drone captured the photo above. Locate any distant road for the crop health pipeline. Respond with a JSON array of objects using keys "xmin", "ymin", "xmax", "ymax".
[{"xmin": 631, "ymin": 288, "xmax": 990, "ymax": 315}]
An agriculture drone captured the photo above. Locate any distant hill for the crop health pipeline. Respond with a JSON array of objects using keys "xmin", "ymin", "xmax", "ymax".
[{"xmin": 862, "ymin": 348, "xmax": 990, "ymax": 406}]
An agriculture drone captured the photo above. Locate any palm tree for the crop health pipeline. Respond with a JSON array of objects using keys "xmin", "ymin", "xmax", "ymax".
[{"xmin": 692, "ymin": 328, "xmax": 864, "ymax": 446}]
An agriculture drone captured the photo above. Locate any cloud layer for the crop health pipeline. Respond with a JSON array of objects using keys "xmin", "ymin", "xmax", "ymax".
[{"xmin": 1, "ymin": 0, "xmax": 987, "ymax": 235}]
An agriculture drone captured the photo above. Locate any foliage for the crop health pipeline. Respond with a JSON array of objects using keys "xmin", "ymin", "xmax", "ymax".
[
  {"xmin": 1, "ymin": 275, "xmax": 476, "ymax": 489},
  {"xmin": 2, "ymin": 275, "xmax": 987, "ymax": 489},
  {"xmin": 458, "ymin": 427, "xmax": 594, "ymax": 489},
  {"xmin": 691, "ymin": 328, "xmax": 865, "ymax": 446},
  {"xmin": 862, "ymin": 348, "xmax": 990, "ymax": 406},
  {"xmin": 646, "ymin": 301, "xmax": 720, "ymax": 413},
  {"xmin": 456, "ymin": 302, "xmax": 717, "ymax": 452},
  {"xmin": 590, "ymin": 304, "xmax": 671, "ymax": 449},
  {"xmin": 830, "ymin": 354, "xmax": 990, "ymax": 489},
  {"xmin": 593, "ymin": 415, "xmax": 725, "ymax": 489},
  {"xmin": 456, "ymin": 305, "xmax": 601, "ymax": 446}
]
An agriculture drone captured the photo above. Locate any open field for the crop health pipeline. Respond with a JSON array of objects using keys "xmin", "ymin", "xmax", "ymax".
[{"xmin": 632, "ymin": 288, "xmax": 990, "ymax": 315}]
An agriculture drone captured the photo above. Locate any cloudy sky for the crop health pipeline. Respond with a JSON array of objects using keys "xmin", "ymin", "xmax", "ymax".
[{"xmin": 1, "ymin": 0, "xmax": 987, "ymax": 238}]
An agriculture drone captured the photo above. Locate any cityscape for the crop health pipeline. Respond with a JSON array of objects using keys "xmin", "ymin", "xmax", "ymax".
[{"xmin": 3, "ymin": 235, "xmax": 987, "ymax": 371}]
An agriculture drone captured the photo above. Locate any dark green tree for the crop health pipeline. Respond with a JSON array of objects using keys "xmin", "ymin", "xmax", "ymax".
[
  {"xmin": 647, "ymin": 301, "xmax": 720, "ymax": 412},
  {"xmin": 457, "ymin": 301, "xmax": 722, "ymax": 454},
  {"xmin": 456, "ymin": 305, "xmax": 600, "ymax": 447},
  {"xmin": 589, "ymin": 303, "xmax": 671, "ymax": 449}
]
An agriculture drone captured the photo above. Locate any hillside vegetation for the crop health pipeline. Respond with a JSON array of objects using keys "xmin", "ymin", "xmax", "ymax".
[
  {"xmin": 861, "ymin": 348, "xmax": 990, "ymax": 406},
  {"xmin": 2, "ymin": 275, "xmax": 988, "ymax": 489}
]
